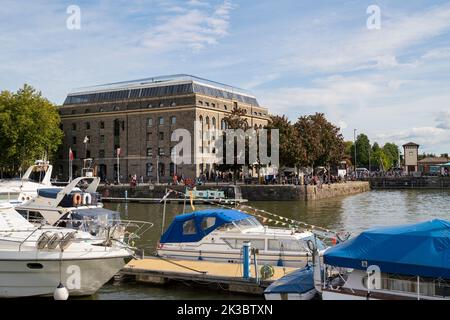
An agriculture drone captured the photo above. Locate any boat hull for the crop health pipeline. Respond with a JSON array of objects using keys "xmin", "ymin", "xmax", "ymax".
[
  {"xmin": 157, "ymin": 248, "xmax": 311, "ymax": 268},
  {"xmin": 0, "ymin": 257, "xmax": 126, "ymax": 298},
  {"xmin": 264, "ymin": 290, "xmax": 317, "ymax": 300}
]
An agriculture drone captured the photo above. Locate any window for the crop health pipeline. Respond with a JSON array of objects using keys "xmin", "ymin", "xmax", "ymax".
[
  {"xmin": 159, "ymin": 102, "xmax": 164, "ymax": 108},
  {"xmin": 183, "ymin": 219, "xmax": 197, "ymax": 235},
  {"xmin": 99, "ymin": 108, "xmax": 104, "ymax": 113},
  {"xmin": 268, "ymin": 239, "xmax": 303, "ymax": 252},
  {"xmin": 223, "ymin": 239, "xmax": 265, "ymax": 250},
  {"xmin": 201, "ymin": 217, "xmax": 216, "ymax": 230},
  {"xmin": 171, "ymin": 102, "xmax": 176, "ymax": 107},
  {"xmin": 72, "ymin": 137, "xmax": 77, "ymax": 145},
  {"xmin": 85, "ymin": 109, "xmax": 90, "ymax": 114},
  {"xmin": 71, "ymin": 110, "xmax": 76, "ymax": 115},
  {"xmin": 159, "ymin": 117, "xmax": 164, "ymax": 125},
  {"xmin": 72, "ymin": 123, "xmax": 77, "ymax": 131},
  {"xmin": 147, "ymin": 104, "xmax": 153, "ymax": 108},
  {"xmin": 159, "ymin": 132, "xmax": 164, "ymax": 141},
  {"xmin": 233, "ymin": 102, "xmax": 238, "ymax": 109},
  {"xmin": 199, "ymin": 101, "xmax": 203, "ymax": 105},
  {"xmin": 86, "ymin": 150, "xmax": 91, "ymax": 158},
  {"xmin": 147, "ymin": 148, "xmax": 153, "ymax": 156},
  {"xmin": 99, "ymin": 150, "xmax": 105, "ymax": 158},
  {"xmin": 86, "ymin": 122, "xmax": 91, "ymax": 130},
  {"xmin": 158, "ymin": 148, "xmax": 164, "ymax": 156},
  {"xmin": 100, "ymin": 135, "xmax": 105, "ymax": 143},
  {"xmin": 99, "ymin": 121, "xmax": 105, "ymax": 129},
  {"xmin": 170, "ymin": 116, "xmax": 176, "ymax": 125},
  {"xmin": 205, "ymin": 102, "xmax": 210, "ymax": 107},
  {"xmin": 224, "ymin": 105, "xmax": 228, "ymax": 110},
  {"xmin": 212, "ymin": 103, "xmax": 216, "ymax": 108},
  {"xmin": 113, "ymin": 106, "xmax": 120, "ymax": 111},
  {"xmin": 147, "ymin": 132, "xmax": 152, "ymax": 142},
  {"xmin": 147, "ymin": 118, "xmax": 153, "ymax": 127},
  {"xmin": 159, "ymin": 162, "xmax": 165, "ymax": 176},
  {"xmin": 212, "ymin": 117, "xmax": 216, "ymax": 129},
  {"xmin": 146, "ymin": 163, "xmax": 153, "ymax": 176}
]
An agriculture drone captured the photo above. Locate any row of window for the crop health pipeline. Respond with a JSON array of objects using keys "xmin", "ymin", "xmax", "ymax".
[
  {"xmin": 69, "ymin": 116, "xmax": 177, "ymax": 132},
  {"xmin": 63, "ymin": 83, "xmax": 260, "ymax": 107}
]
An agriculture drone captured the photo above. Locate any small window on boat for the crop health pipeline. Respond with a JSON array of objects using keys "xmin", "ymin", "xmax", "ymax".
[
  {"xmin": 201, "ymin": 217, "xmax": 216, "ymax": 230},
  {"xmin": 183, "ymin": 219, "xmax": 197, "ymax": 235},
  {"xmin": 268, "ymin": 239, "xmax": 302, "ymax": 251}
]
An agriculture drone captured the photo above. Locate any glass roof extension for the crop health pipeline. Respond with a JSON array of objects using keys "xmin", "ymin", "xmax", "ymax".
[{"xmin": 63, "ymin": 74, "xmax": 259, "ymax": 107}]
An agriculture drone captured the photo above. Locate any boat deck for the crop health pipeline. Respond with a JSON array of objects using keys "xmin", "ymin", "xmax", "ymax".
[{"xmin": 120, "ymin": 257, "xmax": 296, "ymax": 296}]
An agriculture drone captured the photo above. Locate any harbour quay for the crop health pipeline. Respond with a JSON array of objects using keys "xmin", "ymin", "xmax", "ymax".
[
  {"xmin": 98, "ymin": 181, "xmax": 370, "ymax": 202},
  {"xmin": 366, "ymin": 176, "xmax": 450, "ymax": 189}
]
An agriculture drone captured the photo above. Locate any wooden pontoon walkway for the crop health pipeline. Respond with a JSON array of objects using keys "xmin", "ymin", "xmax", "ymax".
[{"xmin": 120, "ymin": 257, "xmax": 296, "ymax": 295}]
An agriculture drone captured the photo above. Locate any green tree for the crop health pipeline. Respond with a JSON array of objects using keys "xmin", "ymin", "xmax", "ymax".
[
  {"xmin": 0, "ymin": 84, "xmax": 63, "ymax": 175},
  {"xmin": 267, "ymin": 115, "xmax": 305, "ymax": 169},
  {"xmin": 383, "ymin": 142, "xmax": 400, "ymax": 168},
  {"xmin": 351, "ymin": 134, "xmax": 371, "ymax": 166},
  {"xmin": 294, "ymin": 113, "xmax": 345, "ymax": 169}
]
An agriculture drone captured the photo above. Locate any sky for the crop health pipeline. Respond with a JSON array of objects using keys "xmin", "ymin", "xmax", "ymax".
[{"xmin": 1, "ymin": 0, "xmax": 450, "ymax": 154}]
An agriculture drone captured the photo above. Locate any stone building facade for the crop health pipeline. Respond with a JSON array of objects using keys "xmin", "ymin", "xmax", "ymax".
[{"xmin": 56, "ymin": 75, "xmax": 269, "ymax": 182}]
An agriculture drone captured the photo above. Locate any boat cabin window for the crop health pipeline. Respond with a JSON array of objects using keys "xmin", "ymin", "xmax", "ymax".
[
  {"xmin": 233, "ymin": 217, "xmax": 262, "ymax": 230},
  {"xmin": 183, "ymin": 219, "xmax": 197, "ymax": 235},
  {"xmin": 0, "ymin": 192, "xmax": 20, "ymax": 201},
  {"xmin": 201, "ymin": 217, "xmax": 216, "ymax": 230},
  {"xmin": 223, "ymin": 238, "xmax": 265, "ymax": 250},
  {"xmin": 268, "ymin": 239, "xmax": 306, "ymax": 252}
]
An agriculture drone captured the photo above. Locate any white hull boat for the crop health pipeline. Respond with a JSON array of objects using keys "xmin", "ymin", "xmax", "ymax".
[
  {"xmin": 0, "ymin": 204, "xmax": 132, "ymax": 298},
  {"xmin": 157, "ymin": 209, "xmax": 326, "ymax": 268}
]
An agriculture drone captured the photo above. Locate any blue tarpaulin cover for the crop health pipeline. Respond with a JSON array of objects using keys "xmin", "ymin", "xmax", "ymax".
[
  {"xmin": 160, "ymin": 209, "xmax": 250, "ymax": 243},
  {"xmin": 37, "ymin": 188, "xmax": 63, "ymax": 199},
  {"xmin": 264, "ymin": 265, "xmax": 315, "ymax": 294},
  {"xmin": 324, "ymin": 219, "xmax": 450, "ymax": 279}
]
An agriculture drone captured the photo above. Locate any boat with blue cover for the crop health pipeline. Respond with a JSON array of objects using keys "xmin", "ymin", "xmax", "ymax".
[
  {"xmin": 314, "ymin": 219, "xmax": 450, "ymax": 300},
  {"xmin": 157, "ymin": 208, "xmax": 326, "ymax": 268},
  {"xmin": 264, "ymin": 265, "xmax": 317, "ymax": 300}
]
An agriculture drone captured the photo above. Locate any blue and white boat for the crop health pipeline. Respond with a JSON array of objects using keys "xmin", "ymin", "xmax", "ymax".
[
  {"xmin": 315, "ymin": 219, "xmax": 450, "ymax": 300},
  {"xmin": 157, "ymin": 209, "xmax": 326, "ymax": 268},
  {"xmin": 264, "ymin": 265, "xmax": 317, "ymax": 300}
]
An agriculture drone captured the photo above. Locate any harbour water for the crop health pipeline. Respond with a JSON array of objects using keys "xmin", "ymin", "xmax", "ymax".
[{"xmin": 94, "ymin": 189, "xmax": 450, "ymax": 300}]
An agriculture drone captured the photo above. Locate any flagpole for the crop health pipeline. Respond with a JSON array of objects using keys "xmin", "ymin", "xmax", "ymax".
[
  {"xmin": 117, "ymin": 148, "xmax": 120, "ymax": 184},
  {"xmin": 69, "ymin": 148, "xmax": 73, "ymax": 183}
]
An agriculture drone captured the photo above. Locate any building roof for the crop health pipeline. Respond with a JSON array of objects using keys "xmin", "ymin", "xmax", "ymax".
[
  {"xmin": 63, "ymin": 74, "xmax": 260, "ymax": 107},
  {"xmin": 418, "ymin": 157, "xmax": 449, "ymax": 164},
  {"xmin": 403, "ymin": 142, "xmax": 420, "ymax": 147},
  {"xmin": 324, "ymin": 219, "xmax": 450, "ymax": 279}
]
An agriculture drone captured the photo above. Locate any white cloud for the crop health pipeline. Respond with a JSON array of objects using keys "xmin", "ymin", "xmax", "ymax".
[
  {"xmin": 277, "ymin": 4, "xmax": 450, "ymax": 73},
  {"xmin": 436, "ymin": 110, "xmax": 450, "ymax": 130},
  {"xmin": 140, "ymin": 0, "xmax": 234, "ymax": 52}
]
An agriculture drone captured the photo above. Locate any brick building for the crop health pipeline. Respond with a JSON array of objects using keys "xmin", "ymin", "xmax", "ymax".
[{"xmin": 56, "ymin": 75, "xmax": 269, "ymax": 182}]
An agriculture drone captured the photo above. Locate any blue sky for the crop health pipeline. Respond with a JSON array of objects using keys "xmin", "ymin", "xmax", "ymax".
[{"xmin": 1, "ymin": 0, "xmax": 450, "ymax": 154}]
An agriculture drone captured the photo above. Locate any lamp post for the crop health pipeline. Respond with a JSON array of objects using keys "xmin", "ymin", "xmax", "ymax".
[{"xmin": 353, "ymin": 129, "xmax": 357, "ymax": 170}]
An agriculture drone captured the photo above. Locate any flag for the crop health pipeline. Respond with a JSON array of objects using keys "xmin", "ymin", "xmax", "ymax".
[{"xmin": 69, "ymin": 148, "xmax": 74, "ymax": 161}]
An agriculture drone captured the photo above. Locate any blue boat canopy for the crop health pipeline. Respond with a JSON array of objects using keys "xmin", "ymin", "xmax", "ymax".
[
  {"xmin": 160, "ymin": 209, "xmax": 250, "ymax": 243},
  {"xmin": 264, "ymin": 265, "xmax": 315, "ymax": 295},
  {"xmin": 37, "ymin": 188, "xmax": 63, "ymax": 199},
  {"xmin": 324, "ymin": 219, "xmax": 450, "ymax": 279}
]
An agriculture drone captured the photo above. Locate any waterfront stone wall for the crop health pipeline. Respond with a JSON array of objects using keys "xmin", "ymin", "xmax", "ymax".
[
  {"xmin": 98, "ymin": 181, "xmax": 370, "ymax": 202},
  {"xmin": 368, "ymin": 177, "xmax": 450, "ymax": 189}
]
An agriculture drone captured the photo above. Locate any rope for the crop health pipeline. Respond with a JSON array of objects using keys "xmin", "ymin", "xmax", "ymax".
[{"xmin": 152, "ymin": 253, "xmax": 207, "ymax": 275}]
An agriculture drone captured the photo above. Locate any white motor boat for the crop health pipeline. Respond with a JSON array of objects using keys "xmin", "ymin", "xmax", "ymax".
[
  {"xmin": 157, "ymin": 209, "xmax": 327, "ymax": 268},
  {"xmin": 15, "ymin": 176, "xmax": 152, "ymax": 242},
  {"xmin": 314, "ymin": 219, "xmax": 450, "ymax": 300},
  {"xmin": 0, "ymin": 203, "xmax": 132, "ymax": 298},
  {"xmin": 0, "ymin": 160, "xmax": 55, "ymax": 206}
]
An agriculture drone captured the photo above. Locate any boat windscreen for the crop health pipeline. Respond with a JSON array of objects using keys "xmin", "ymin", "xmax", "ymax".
[{"xmin": 233, "ymin": 217, "xmax": 262, "ymax": 230}]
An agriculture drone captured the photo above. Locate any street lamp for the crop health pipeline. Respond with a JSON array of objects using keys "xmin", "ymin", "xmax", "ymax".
[{"xmin": 353, "ymin": 129, "xmax": 357, "ymax": 170}]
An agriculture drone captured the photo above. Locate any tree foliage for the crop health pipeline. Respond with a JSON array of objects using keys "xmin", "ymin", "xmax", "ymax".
[
  {"xmin": 0, "ymin": 84, "xmax": 63, "ymax": 175},
  {"xmin": 294, "ymin": 113, "xmax": 345, "ymax": 168}
]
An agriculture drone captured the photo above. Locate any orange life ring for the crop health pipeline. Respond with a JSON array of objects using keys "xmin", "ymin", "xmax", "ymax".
[{"xmin": 72, "ymin": 193, "xmax": 82, "ymax": 206}]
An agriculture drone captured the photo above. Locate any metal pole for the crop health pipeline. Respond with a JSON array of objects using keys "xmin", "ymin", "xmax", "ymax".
[
  {"xmin": 354, "ymin": 129, "xmax": 357, "ymax": 170},
  {"xmin": 161, "ymin": 188, "xmax": 168, "ymax": 236},
  {"xmin": 69, "ymin": 159, "xmax": 72, "ymax": 183},
  {"xmin": 117, "ymin": 150, "xmax": 120, "ymax": 184},
  {"xmin": 243, "ymin": 241, "xmax": 251, "ymax": 279},
  {"xmin": 156, "ymin": 154, "xmax": 160, "ymax": 184}
]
